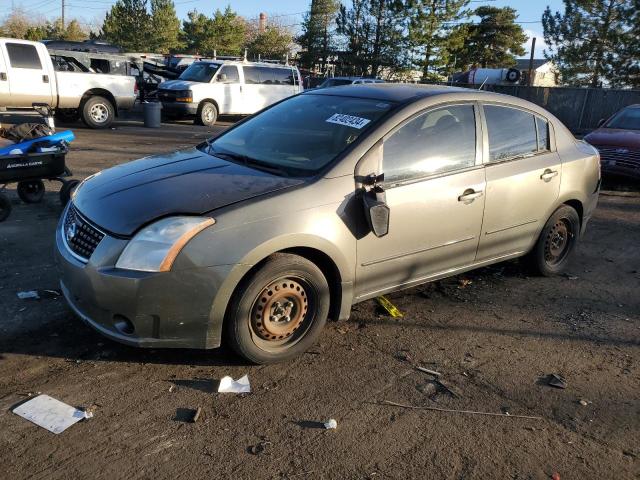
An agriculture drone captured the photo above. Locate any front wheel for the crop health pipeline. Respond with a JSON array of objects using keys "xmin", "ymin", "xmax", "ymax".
[
  {"xmin": 81, "ymin": 96, "xmax": 115, "ymax": 129},
  {"xmin": 17, "ymin": 180, "xmax": 45, "ymax": 203},
  {"xmin": 195, "ymin": 101, "xmax": 217, "ymax": 126},
  {"xmin": 224, "ymin": 254, "xmax": 330, "ymax": 364},
  {"xmin": 527, "ymin": 205, "xmax": 580, "ymax": 276}
]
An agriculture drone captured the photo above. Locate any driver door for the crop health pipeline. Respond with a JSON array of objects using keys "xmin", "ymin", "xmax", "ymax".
[
  {"xmin": 215, "ymin": 65, "xmax": 241, "ymax": 114},
  {"xmin": 355, "ymin": 103, "xmax": 486, "ymax": 299}
]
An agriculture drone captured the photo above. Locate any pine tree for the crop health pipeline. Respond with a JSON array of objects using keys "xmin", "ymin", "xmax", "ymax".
[
  {"xmin": 150, "ymin": 0, "xmax": 183, "ymax": 53},
  {"xmin": 451, "ymin": 6, "xmax": 526, "ymax": 69},
  {"xmin": 101, "ymin": 0, "xmax": 152, "ymax": 52},
  {"xmin": 298, "ymin": 0, "xmax": 340, "ymax": 72},
  {"xmin": 543, "ymin": 0, "xmax": 636, "ymax": 88},
  {"xmin": 181, "ymin": 10, "xmax": 211, "ymax": 54},
  {"xmin": 407, "ymin": 0, "xmax": 471, "ymax": 81},
  {"xmin": 247, "ymin": 27, "xmax": 293, "ymax": 60},
  {"xmin": 182, "ymin": 7, "xmax": 245, "ymax": 56}
]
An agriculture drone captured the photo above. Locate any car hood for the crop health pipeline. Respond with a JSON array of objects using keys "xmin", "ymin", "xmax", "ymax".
[
  {"xmin": 159, "ymin": 79, "xmax": 199, "ymax": 90},
  {"xmin": 73, "ymin": 148, "xmax": 304, "ymax": 236},
  {"xmin": 583, "ymin": 128, "xmax": 640, "ymax": 149}
]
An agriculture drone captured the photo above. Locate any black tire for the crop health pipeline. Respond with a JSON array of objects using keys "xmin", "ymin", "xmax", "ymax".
[
  {"xmin": 527, "ymin": 205, "xmax": 580, "ymax": 276},
  {"xmin": 17, "ymin": 180, "xmax": 45, "ymax": 203},
  {"xmin": 195, "ymin": 101, "xmax": 217, "ymax": 126},
  {"xmin": 81, "ymin": 96, "xmax": 115, "ymax": 129},
  {"xmin": 0, "ymin": 193, "xmax": 11, "ymax": 222},
  {"xmin": 59, "ymin": 179, "xmax": 80, "ymax": 205},
  {"xmin": 224, "ymin": 253, "xmax": 330, "ymax": 364}
]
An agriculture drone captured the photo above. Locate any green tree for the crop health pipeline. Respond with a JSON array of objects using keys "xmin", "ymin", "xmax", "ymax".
[
  {"xmin": 298, "ymin": 0, "xmax": 340, "ymax": 72},
  {"xmin": 247, "ymin": 26, "xmax": 293, "ymax": 60},
  {"xmin": 62, "ymin": 19, "xmax": 89, "ymax": 41},
  {"xmin": 0, "ymin": 10, "xmax": 31, "ymax": 39},
  {"xmin": 543, "ymin": 0, "xmax": 636, "ymax": 88},
  {"xmin": 101, "ymin": 0, "xmax": 152, "ymax": 51},
  {"xmin": 406, "ymin": 0, "xmax": 471, "ymax": 80},
  {"xmin": 452, "ymin": 6, "xmax": 526, "ymax": 69},
  {"xmin": 182, "ymin": 6, "xmax": 245, "ymax": 56},
  {"xmin": 150, "ymin": 0, "xmax": 183, "ymax": 53},
  {"xmin": 181, "ymin": 10, "xmax": 211, "ymax": 54}
]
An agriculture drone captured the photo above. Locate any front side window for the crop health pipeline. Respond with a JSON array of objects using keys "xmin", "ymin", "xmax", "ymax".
[
  {"xmin": 217, "ymin": 65, "xmax": 239, "ymax": 83},
  {"xmin": 6, "ymin": 43, "xmax": 42, "ymax": 69},
  {"xmin": 383, "ymin": 104, "xmax": 477, "ymax": 183},
  {"xmin": 204, "ymin": 94, "xmax": 395, "ymax": 176},
  {"xmin": 179, "ymin": 62, "xmax": 220, "ymax": 82},
  {"xmin": 484, "ymin": 105, "xmax": 538, "ymax": 162}
]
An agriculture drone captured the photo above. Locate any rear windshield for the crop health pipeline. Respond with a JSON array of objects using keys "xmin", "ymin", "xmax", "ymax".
[
  {"xmin": 179, "ymin": 62, "xmax": 220, "ymax": 82},
  {"xmin": 606, "ymin": 107, "xmax": 640, "ymax": 130},
  {"xmin": 204, "ymin": 94, "xmax": 395, "ymax": 176}
]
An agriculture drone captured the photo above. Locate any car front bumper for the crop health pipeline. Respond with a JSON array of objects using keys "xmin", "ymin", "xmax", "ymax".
[
  {"xmin": 160, "ymin": 102, "xmax": 198, "ymax": 116},
  {"xmin": 55, "ymin": 209, "xmax": 233, "ymax": 349}
]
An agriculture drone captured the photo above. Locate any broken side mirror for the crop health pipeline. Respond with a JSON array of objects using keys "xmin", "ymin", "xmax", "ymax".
[{"xmin": 362, "ymin": 174, "xmax": 390, "ymax": 237}]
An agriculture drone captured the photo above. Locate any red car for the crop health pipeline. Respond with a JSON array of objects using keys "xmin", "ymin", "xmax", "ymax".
[{"xmin": 584, "ymin": 104, "xmax": 640, "ymax": 179}]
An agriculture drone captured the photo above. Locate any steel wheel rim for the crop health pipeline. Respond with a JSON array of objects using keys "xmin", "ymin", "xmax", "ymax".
[
  {"xmin": 202, "ymin": 105, "xmax": 215, "ymax": 123},
  {"xmin": 90, "ymin": 104, "xmax": 109, "ymax": 123},
  {"xmin": 249, "ymin": 276, "xmax": 315, "ymax": 350},
  {"xmin": 544, "ymin": 218, "xmax": 572, "ymax": 265}
]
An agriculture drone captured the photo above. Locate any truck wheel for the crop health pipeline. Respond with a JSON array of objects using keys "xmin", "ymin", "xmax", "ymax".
[
  {"xmin": 81, "ymin": 96, "xmax": 115, "ymax": 129},
  {"xmin": 195, "ymin": 101, "xmax": 217, "ymax": 126},
  {"xmin": 59, "ymin": 179, "xmax": 80, "ymax": 205},
  {"xmin": 224, "ymin": 253, "xmax": 330, "ymax": 364},
  {"xmin": 527, "ymin": 205, "xmax": 580, "ymax": 276},
  {"xmin": 0, "ymin": 194, "xmax": 11, "ymax": 222},
  {"xmin": 17, "ymin": 180, "xmax": 45, "ymax": 203}
]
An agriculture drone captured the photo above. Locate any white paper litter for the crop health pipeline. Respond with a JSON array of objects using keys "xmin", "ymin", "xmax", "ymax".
[
  {"xmin": 217, "ymin": 374, "xmax": 251, "ymax": 393},
  {"xmin": 17, "ymin": 290, "xmax": 39, "ymax": 300},
  {"xmin": 13, "ymin": 394, "xmax": 92, "ymax": 434},
  {"xmin": 324, "ymin": 419, "xmax": 337, "ymax": 429}
]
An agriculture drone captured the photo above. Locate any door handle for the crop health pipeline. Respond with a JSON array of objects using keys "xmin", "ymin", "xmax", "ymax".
[
  {"xmin": 42, "ymin": 74, "xmax": 49, "ymax": 83},
  {"xmin": 458, "ymin": 189, "xmax": 483, "ymax": 203},
  {"xmin": 540, "ymin": 169, "xmax": 558, "ymax": 181},
  {"xmin": 0, "ymin": 72, "xmax": 6, "ymax": 81}
]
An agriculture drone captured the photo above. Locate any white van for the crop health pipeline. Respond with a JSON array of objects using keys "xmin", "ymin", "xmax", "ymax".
[{"xmin": 158, "ymin": 60, "xmax": 303, "ymax": 126}]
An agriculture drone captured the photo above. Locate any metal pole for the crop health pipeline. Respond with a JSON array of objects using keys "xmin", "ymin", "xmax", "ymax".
[
  {"xmin": 61, "ymin": 0, "xmax": 65, "ymax": 30},
  {"xmin": 528, "ymin": 37, "xmax": 536, "ymax": 86}
]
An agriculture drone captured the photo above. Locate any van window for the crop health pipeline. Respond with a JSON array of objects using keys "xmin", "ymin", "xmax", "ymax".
[
  {"xmin": 243, "ymin": 66, "xmax": 261, "ymax": 84},
  {"xmin": 217, "ymin": 65, "xmax": 239, "ymax": 83},
  {"xmin": 6, "ymin": 43, "xmax": 42, "ymax": 69},
  {"xmin": 179, "ymin": 62, "xmax": 220, "ymax": 82},
  {"xmin": 383, "ymin": 104, "xmax": 477, "ymax": 183},
  {"xmin": 272, "ymin": 68, "xmax": 294, "ymax": 85},
  {"xmin": 484, "ymin": 105, "xmax": 538, "ymax": 162}
]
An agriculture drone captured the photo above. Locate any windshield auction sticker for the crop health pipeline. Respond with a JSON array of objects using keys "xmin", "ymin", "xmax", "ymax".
[{"xmin": 326, "ymin": 113, "xmax": 371, "ymax": 129}]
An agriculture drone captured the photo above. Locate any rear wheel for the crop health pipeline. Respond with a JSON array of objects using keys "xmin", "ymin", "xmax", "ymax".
[
  {"xmin": 81, "ymin": 96, "xmax": 115, "ymax": 129},
  {"xmin": 17, "ymin": 180, "xmax": 45, "ymax": 203},
  {"xmin": 224, "ymin": 254, "xmax": 330, "ymax": 364},
  {"xmin": 0, "ymin": 193, "xmax": 11, "ymax": 222},
  {"xmin": 527, "ymin": 205, "xmax": 580, "ymax": 276},
  {"xmin": 195, "ymin": 101, "xmax": 217, "ymax": 126}
]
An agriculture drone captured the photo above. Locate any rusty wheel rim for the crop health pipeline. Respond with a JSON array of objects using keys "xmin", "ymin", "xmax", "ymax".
[
  {"xmin": 544, "ymin": 218, "xmax": 572, "ymax": 265},
  {"xmin": 250, "ymin": 277, "xmax": 311, "ymax": 343}
]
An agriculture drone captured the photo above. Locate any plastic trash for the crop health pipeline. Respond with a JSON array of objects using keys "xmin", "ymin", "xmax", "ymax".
[
  {"xmin": 324, "ymin": 419, "xmax": 337, "ymax": 429},
  {"xmin": 218, "ymin": 374, "xmax": 251, "ymax": 393},
  {"xmin": 13, "ymin": 394, "xmax": 92, "ymax": 434},
  {"xmin": 17, "ymin": 290, "xmax": 39, "ymax": 300}
]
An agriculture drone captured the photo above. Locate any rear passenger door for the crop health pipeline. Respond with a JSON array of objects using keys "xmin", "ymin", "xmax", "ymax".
[
  {"xmin": 475, "ymin": 103, "xmax": 561, "ymax": 261},
  {"xmin": 0, "ymin": 41, "xmax": 54, "ymax": 108}
]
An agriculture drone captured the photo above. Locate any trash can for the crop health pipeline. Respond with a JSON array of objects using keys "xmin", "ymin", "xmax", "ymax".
[{"xmin": 143, "ymin": 101, "xmax": 162, "ymax": 128}]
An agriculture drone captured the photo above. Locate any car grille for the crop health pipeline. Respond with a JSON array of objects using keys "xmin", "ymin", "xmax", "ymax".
[
  {"xmin": 157, "ymin": 89, "xmax": 177, "ymax": 102},
  {"xmin": 596, "ymin": 146, "xmax": 640, "ymax": 170},
  {"xmin": 62, "ymin": 204, "xmax": 105, "ymax": 262}
]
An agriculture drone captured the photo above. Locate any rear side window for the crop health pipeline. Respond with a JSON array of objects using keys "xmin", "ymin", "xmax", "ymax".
[
  {"xmin": 272, "ymin": 68, "xmax": 294, "ymax": 85},
  {"xmin": 383, "ymin": 104, "xmax": 477, "ymax": 183},
  {"xmin": 6, "ymin": 43, "xmax": 42, "ymax": 69},
  {"xmin": 243, "ymin": 66, "xmax": 261, "ymax": 84},
  {"xmin": 536, "ymin": 116, "xmax": 549, "ymax": 151},
  {"xmin": 484, "ymin": 105, "xmax": 538, "ymax": 162},
  {"xmin": 218, "ymin": 65, "xmax": 239, "ymax": 83}
]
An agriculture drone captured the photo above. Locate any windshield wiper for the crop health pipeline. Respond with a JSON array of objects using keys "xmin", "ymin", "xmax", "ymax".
[{"xmin": 208, "ymin": 145, "xmax": 290, "ymax": 177}]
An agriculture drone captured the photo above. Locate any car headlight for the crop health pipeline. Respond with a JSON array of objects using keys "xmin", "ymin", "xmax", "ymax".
[{"xmin": 115, "ymin": 216, "xmax": 215, "ymax": 272}]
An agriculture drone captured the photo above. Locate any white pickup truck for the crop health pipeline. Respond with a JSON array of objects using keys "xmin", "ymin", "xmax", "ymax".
[{"xmin": 0, "ymin": 38, "xmax": 136, "ymax": 128}]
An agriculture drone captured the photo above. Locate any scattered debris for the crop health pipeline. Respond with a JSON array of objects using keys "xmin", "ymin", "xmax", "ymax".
[
  {"xmin": 565, "ymin": 275, "xmax": 579, "ymax": 280},
  {"xmin": 458, "ymin": 278, "xmax": 473, "ymax": 288},
  {"xmin": 434, "ymin": 379, "xmax": 460, "ymax": 398},
  {"xmin": 168, "ymin": 385, "xmax": 176, "ymax": 393},
  {"xmin": 16, "ymin": 289, "xmax": 61, "ymax": 300},
  {"xmin": 192, "ymin": 407, "xmax": 203, "ymax": 423},
  {"xmin": 415, "ymin": 366, "xmax": 442, "ymax": 377},
  {"xmin": 376, "ymin": 296, "xmax": 404, "ymax": 318},
  {"xmin": 417, "ymin": 381, "xmax": 438, "ymax": 396},
  {"xmin": 248, "ymin": 440, "xmax": 272, "ymax": 455},
  {"xmin": 547, "ymin": 374, "xmax": 567, "ymax": 389},
  {"xmin": 324, "ymin": 419, "xmax": 337, "ymax": 429},
  {"xmin": 501, "ymin": 406, "xmax": 511, "ymax": 415},
  {"xmin": 16, "ymin": 290, "xmax": 39, "ymax": 300},
  {"xmin": 552, "ymin": 473, "xmax": 561, "ymax": 480},
  {"xmin": 578, "ymin": 399, "xmax": 591, "ymax": 406},
  {"xmin": 13, "ymin": 394, "xmax": 93, "ymax": 434},
  {"xmin": 218, "ymin": 374, "xmax": 251, "ymax": 393},
  {"xmin": 381, "ymin": 400, "xmax": 542, "ymax": 419}
]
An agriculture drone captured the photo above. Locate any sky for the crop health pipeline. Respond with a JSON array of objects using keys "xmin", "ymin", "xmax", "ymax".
[{"xmin": 6, "ymin": 0, "xmax": 565, "ymax": 57}]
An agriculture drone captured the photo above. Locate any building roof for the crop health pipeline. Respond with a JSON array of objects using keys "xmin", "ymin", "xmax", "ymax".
[{"xmin": 515, "ymin": 59, "xmax": 549, "ymax": 71}]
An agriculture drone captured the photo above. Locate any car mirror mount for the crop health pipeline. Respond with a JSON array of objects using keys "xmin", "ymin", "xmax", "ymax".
[{"xmin": 362, "ymin": 173, "xmax": 390, "ymax": 238}]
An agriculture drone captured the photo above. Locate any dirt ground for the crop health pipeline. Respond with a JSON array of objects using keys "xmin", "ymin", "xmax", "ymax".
[{"xmin": 0, "ymin": 117, "xmax": 638, "ymax": 480}]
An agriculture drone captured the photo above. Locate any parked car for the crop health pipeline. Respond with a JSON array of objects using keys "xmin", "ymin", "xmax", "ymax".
[
  {"xmin": 584, "ymin": 104, "xmax": 640, "ymax": 179},
  {"xmin": 157, "ymin": 60, "xmax": 303, "ymax": 126},
  {"xmin": 0, "ymin": 39, "xmax": 136, "ymax": 128},
  {"xmin": 56, "ymin": 84, "xmax": 600, "ymax": 364},
  {"xmin": 317, "ymin": 76, "xmax": 386, "ymax": 89}
]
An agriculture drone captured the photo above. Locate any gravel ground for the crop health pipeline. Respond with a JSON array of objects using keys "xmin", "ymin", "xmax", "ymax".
[{"xmin": 0, "ymin": 118, "xmax": 638, "ymax": 480}]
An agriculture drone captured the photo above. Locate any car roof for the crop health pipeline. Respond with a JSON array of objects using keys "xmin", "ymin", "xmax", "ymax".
[
  {"xmin": 305, "ymin": 83, "xmax": 482, "ymax": 103},
  {"xmin": 195, "ymin": 59, "xmax": 293, "ymax": 69}
]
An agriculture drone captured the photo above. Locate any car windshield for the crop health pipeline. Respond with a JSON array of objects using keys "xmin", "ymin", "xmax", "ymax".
[
  {"xmin": 606, "ymin": 107, "xmax": 640, "ymax": 130},
  {"xmin": 179, "ymin": 62, "xmax": 220, "ymax": 82},
  {"xmin": 320, "ymin": 78, "xmax": 355, "ymax": 88},
  {"xmin": 202, "ymin": 94, "xmax": 395, "ymax": 176}
]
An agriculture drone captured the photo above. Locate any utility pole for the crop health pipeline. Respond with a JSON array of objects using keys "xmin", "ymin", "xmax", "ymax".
[
  {"xmin": 61, "ymin": 0, "xmax": 65, "ymax": 30},
  {"xmin": 527, "ymin": 37, "xmax": 536, "ymax": 86}
]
